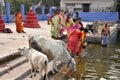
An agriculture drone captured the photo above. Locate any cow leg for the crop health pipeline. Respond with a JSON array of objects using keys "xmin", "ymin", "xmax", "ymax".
[
  {"xmin": 51, "ymin": 58, "xmax": 58, "ymax": 74},
  {"xmin": 30, "ymin": 68, "xmax": 34, "ymax": 78},
  {"xmin": 54, "ymin": 57, "xmax": 59, "ymax": 72},
  {"xmin": 39, "ymin": 64, "xmax": 44, "ymax": 80},
  {"xmin": 43, "ymin": 74, "xmax": 48, "ymax": 80},
  {"xmin": 34, "ymin": 67, "xmax": 37, "ymax": 76},
  {"xmin": 30, "ymin": 62, "xmax": 34, "ymax": 78},
  {"xmin": 43, "ymin": 64, "xmax": 48, "ymax": 80},
  {"xmin": 51, "ymin": 59, "xmax": 56, "ymax": 74},
  {"xmin": 54, "ymin": 67, "xmax": 59, "ymax": 73}
]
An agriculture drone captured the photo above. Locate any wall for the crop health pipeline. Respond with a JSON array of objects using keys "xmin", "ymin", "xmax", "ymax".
[
  {"xmin": 78, "ymin": 12, "xmax": 118, "ymax": 22},
  {"xmin": 90, "ymin": 0, "xmax": 114, "ymax": 12},
  {"xmin": 60, "ymin": 0, "xmax": 114, "ymax": 12},
  {"xmin": 1, "ymin": 2, "xmax": 119, "ymax": 23}
]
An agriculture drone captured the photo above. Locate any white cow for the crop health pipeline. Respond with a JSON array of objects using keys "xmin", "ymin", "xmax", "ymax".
[
  {"xmin": 29, "ymin": 35, "xmax": 76, "ymax": 73},
  {"xmin": 18, "ymin": 47, "xmax": 48, "ymax": 80}
]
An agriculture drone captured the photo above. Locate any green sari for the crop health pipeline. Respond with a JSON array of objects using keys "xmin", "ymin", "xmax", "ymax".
[{"xmin": 50, "ymin": 15, "xmax": 59, "ymax": 37}]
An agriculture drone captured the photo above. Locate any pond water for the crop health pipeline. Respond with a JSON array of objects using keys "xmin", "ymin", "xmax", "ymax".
[{"xmin": 50, "ymin": 29, "xmax": 120, "ymax": 80}]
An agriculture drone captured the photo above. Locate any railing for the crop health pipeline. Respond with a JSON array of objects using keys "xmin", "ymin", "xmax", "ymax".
[{"xmin": 1, "ymin": 2, "xmax": 119, "ymax": 23}]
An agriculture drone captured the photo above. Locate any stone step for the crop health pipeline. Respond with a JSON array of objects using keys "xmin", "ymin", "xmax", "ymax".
[
  {"xmin": 0, "ymin": 58, "xmax": 62, "ymax": 80},
  {"xmin": 23, "ymin": 61, "xmax": 62, "ymax": 80},
  {"xmin": 0, "ymin": 51, "xmax": 21, "ymax": 65},
  {"xmin": 0, "ymin": 56, "xmax": 27, "ymax": 76},
  {"xmin": 0, "ymin": 62, "xmax": 31, "ymax": 80}
]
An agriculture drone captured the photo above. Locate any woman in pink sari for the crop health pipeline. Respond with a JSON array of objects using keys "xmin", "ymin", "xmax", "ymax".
[
  {"xmin": 65, "ymin": 14, "xmax": 74, "ymax": 35},
  {"xmin": 73, "ymin": 18, "xmax": 81, "ymax": 29}
]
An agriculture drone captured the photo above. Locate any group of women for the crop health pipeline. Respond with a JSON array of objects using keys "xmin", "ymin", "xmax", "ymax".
[{"xmin": 47, "ymin": 9, "xmax": 88, "ymax": 57}]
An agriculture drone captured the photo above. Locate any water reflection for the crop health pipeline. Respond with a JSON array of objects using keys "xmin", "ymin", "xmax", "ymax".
[
  {"xmin": 64, "ymin": 47, "xmax": 119, "ymax": 80},
  {"xmin": 62, "ymin": 57, "xmax": 85, "ymax": 80},
  {"xmin": 63, "ymin": 44, "xmax": 120, "ymax": 80},
  {"xmin": 50, "ymin": 28, "xmax": 120, "ymax": 80},
  {"xmin": 82, "ymin": 45, "xmax": 110, "ymax": 80},
  {"xmin": 93, "ymin": 47, "xmax": 109, "ymax": 80}
]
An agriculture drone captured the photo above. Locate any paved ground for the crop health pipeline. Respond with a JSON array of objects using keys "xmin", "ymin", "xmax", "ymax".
[
  {"xmin": 0, "ymin": 21, "xmax": 92, "ymax": 59},
  {"xmin": 0, "ymin": 21, "xmax": 116, "ymax": 60},
  {"xmin": 0, "ymin": 21, "xmax": 51, "ymax": 59}
]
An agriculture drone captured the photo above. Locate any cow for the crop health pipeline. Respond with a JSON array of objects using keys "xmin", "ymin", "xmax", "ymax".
[
  {"xmin": 29, "ymin": 35, "xmax": 76, "ymax": 74},
  {"xmin": 18, "ymin": 47, "xmax": 48, "ymax": 80}
]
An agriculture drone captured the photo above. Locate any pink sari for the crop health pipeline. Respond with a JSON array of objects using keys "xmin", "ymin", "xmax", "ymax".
[{"xmin": 65, "ymin": 23, "xmax": 81, "ymax": 35}]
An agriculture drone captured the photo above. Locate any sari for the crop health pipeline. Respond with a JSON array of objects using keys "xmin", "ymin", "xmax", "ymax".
[
  {"xmin": 67, "ymin": 29, "xmax": 82, "ymax": 56},
  {"xmin": 15, "ymin": 13, "xmax": 24, "ymax": 33},
  {"xmin": 50, "ymin": 14, "xmax": 60, "ymax": 38},
  {"xmin": 66, "ymin": 18, "xmax": 74, "ymax": 28}
]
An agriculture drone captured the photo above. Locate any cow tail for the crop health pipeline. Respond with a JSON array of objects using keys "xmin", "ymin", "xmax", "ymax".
[
  {"xmin": 44, "ymin": 60, "xmax": 48, "ymax": 66},
  {"xmin": 43, "ymin": 60, "xmax": 48, "ymax": 80},
  {"xmin": 29, "ymin": 36, "xmax": 33, "ymax": 48}
]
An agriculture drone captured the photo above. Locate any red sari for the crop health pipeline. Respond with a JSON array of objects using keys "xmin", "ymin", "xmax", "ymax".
[{"xmin": 67, "ymin": 29, "xmax": 82, "ymax": 56}]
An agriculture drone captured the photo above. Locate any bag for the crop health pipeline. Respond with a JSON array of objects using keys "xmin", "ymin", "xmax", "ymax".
[
  {"xmin": 4, "ymin": 28, "xmax": 13, "ymax": 33},
  {"xmin": 82, "ymin": 42, "xmax": 87, "ymax": 49}
]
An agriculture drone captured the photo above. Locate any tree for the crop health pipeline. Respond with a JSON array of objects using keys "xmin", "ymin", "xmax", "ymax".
[
  {"xmin": 116, "ymin": 0, "xmax": 120, "ymax": 11},
  {"xmin": 5, "ymin": 0, "xmax": 32, "ymax": 14},
  {"xmin": 4, "ymin": 0, "xmax": 60, "ymax": 14}
]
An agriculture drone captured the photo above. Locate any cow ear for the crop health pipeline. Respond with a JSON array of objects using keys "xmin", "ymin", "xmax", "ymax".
[
  {"xmin": 28, "ymin": 35, "xmax": 32, "ymax": 40},
  {"xmin": 18, "ymin": 48, "xmax": 22, "ymax": 51}
]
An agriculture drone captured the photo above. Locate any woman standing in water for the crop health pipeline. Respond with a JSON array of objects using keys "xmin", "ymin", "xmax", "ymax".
[{"xmin": 67, "ymin": 25, "xmax": 83, "ymax": 57}]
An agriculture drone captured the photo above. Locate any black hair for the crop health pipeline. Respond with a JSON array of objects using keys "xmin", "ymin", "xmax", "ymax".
[
  {"xmin": 74, "ymin": 8, "xmax": 76, "ymax": 11},
  {"xmin": 17, "ymin": 9, "xmax": 20, "ymax": 12},
  {"xmin": 77, "ymin": 17, "xmax": 82, "ymax": 20},
  {"xmin": 80, "ymin": 27, "xmax": 84, "ymax": 31},
  {"xmin": 68, "ymin": 13, "xmax": 71, "ymax": 16},
  {"xmin": 84, "ymin": 28, "xmax": 88, "ymax": 33}
]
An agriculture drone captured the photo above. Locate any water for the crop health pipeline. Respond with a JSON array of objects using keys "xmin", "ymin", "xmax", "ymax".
[{"xmin": 51, "ymin": 29, "xmax": 120, "ymax": 80}]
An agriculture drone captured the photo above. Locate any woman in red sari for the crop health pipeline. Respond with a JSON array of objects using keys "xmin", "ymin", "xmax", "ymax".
[
  {"xmin": 67, "ymin": 27, "xmax": 83, "ymax": 57},
  {"xmin": 67, "ymin": 26, "xmax": 88, "ymax": 57},
  {"xmin": 67, "ymin": 18, "xmax": 85, "ymax": 57}
]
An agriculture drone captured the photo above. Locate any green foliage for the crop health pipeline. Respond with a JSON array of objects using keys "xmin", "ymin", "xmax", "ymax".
[
  {"xmin": 4, "ymin": 0, "xmax": 60, "ymax": 14},
  {"xmin": 116, "ymin": 0, "xmax": 120, "ymax": 6},
  {"xmin": 5, "ymin": 0, "xmax": 32, "ymax": 14},
  {"xmin": 117, "ymin": 0, "xmax": 120, "ymax": 3}
]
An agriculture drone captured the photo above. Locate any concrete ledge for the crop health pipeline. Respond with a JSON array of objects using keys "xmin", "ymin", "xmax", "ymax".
[
  {"xmin": 86, "ymin": 35, "xmax": 101, "ymax": 44},
  {"xmin": 86, "ymin": 23, "xmax": 118, "ymax": 44}
]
